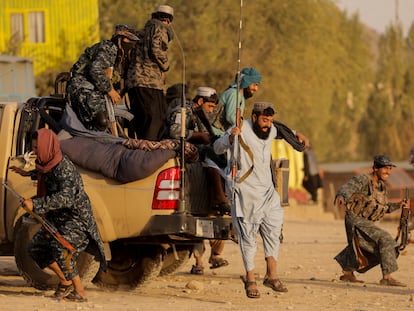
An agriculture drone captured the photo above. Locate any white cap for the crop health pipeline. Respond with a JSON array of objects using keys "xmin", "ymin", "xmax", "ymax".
[
  {"xmin": 197, "ymin": 86, "xmax": 216, "ymax": 97},
  {"xmin": 156, "ymin": 5, "xmax": 174, "ymax": 16}
]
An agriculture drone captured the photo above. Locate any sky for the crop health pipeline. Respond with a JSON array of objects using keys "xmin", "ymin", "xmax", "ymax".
[{"xmin": 334, "ymin": 0, "xmax": 414, "ymax": 35}]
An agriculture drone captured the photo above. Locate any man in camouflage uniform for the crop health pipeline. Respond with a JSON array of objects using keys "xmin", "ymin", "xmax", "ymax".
[
  {"xmin": 126, "ymin": 5, "xmax": 174, "ymax": 140},
  {"xmin": 67, "ymin": 24, "xmax": 138, "ymax": 131},
  {"xmin": 24, "ymin": 129, "xmax": 106, "ymax": 301},
  {"xmin": 165, "ymin": 86, "xmax": 230, "ymax": 274},
  {"xmin": 334, "ymin": 155, "xmax": 407, "ymax": 287}
]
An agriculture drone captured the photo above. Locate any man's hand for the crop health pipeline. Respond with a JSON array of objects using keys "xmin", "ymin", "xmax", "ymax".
[
  {"xmin": 335, "ymin": 196, "xmax": 346, "ymax": 206},
  {"xmin": 108, "ymin": 88, "xmax": 121, "ymax": 103},
  {"xmin": 296, "ymin": 131, "xmax": 310, "ymax": 150},
  {"xmin": 22, "ymin": 198, "xmax": 34, "ymax": 212},
  {"xmin": 229, "ymin": 127, "xmax": 241, "ymax": 144}
]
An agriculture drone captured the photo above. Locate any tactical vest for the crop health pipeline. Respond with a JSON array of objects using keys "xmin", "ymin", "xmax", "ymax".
[{"xmin": 346, "ymin": 175, "xmax": 388, "ymax": 221}]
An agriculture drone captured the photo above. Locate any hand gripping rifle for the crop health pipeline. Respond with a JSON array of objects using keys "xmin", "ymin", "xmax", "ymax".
[
  {"xmin": 3, "ymin": 182, "xmax": 75, "ymax": 253},
  {"xmin": 395, "ymin": 188, "xmax": 411, "ymax": 251}
]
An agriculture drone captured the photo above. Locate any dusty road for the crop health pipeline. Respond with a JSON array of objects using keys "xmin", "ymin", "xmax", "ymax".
[{"xmin": 1, "ymin": 203, "xmax": 414, "ymax": 311}]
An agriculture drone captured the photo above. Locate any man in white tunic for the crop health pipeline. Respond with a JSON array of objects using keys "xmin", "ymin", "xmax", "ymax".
[{"xmin": 213, "ymin": 102, "xmax": 291, "ymax": 298}]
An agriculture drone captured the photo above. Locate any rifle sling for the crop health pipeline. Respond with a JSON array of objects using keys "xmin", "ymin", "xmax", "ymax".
[{"xmin": 237, "ymin": 137, "xmax": 254, "ymax": 183}]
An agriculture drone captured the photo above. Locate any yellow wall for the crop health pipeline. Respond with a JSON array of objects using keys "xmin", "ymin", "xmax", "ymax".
[
  {"xmin": 272, "ymin": 140, "xmax": 305, "ymax": 190},
  {"xmin": 1, "ymin": 0, "xmax": 99, "ymax": 75}
]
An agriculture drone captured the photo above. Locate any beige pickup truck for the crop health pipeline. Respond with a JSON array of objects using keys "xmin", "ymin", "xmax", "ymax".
[{"xmin": 0, "ymin": 96, "xmax": 234, "ymax": 290}]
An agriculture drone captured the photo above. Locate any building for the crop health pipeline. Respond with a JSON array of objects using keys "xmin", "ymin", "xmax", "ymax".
[
  {"xmin": 0, "ymin": 55, "xmax": 35, "ymax": 101},
  {"xmin": 0, "ymin": 0, "xmax": 99, "ymax": 75}
]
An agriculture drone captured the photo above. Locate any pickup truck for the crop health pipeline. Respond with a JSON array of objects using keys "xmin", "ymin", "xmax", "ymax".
[{"xmin": 0, "ymin": 94, "xmax": 235, "ymax": 290}]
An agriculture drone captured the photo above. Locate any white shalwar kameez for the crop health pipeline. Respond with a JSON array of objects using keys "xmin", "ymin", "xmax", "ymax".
[{"xmin": 213, "ymin": 119, "xmax": 284, "ymax": 271}]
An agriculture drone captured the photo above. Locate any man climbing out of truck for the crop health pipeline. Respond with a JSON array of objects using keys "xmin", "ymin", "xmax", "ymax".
[
  {"xmin": 22, "ymin": 128, "xmax": 106, "ymax": 302},
  {"xmin": 165, "ymin": 86, "xmax": 230, "ymax": 274},
  {"xmin": 66, "ymin": 24, "xmax": 138, "ymax": 132}
]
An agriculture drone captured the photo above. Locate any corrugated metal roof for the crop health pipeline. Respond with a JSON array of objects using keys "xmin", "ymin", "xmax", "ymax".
[{"xmin": 0, "ymin": 55, "xmax": 33, "ymax": 63}]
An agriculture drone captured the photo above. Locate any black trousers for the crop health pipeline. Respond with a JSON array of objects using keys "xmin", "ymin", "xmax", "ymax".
[{"xmin": 128, "ymin": 87, "xmax": 167, "ymax": 141}]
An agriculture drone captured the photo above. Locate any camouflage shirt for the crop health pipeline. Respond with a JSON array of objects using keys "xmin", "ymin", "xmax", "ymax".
[
  {"xmin": 166, "ymin": 101, "xmax": 209, "ymax": 140},
  {"xmin": 126, "ymin": 19, "xmax": 172, "ymax": 90},
  {"xmin": 68, "ymin": 40, "xmax": 118, "ymax": 94}
]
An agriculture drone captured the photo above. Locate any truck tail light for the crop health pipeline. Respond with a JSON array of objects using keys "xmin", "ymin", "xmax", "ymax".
[{"xmin": 152, "ymin": 167, "xmax": 181, "ymax": 210}]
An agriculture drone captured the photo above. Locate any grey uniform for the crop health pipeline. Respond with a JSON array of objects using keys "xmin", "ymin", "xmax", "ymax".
[
  {"xmin": 29, "ymin": 155, "xmax": 106, "ymax": 280},
  {"xmin": 334, "ymin": 173, "xmax": 400, "ymax": 275}
]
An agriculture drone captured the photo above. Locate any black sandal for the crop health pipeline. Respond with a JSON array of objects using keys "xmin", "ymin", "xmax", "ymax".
[
  {"xmin": 52, "ymin": 283, "xmax": 74, "ymax": 298},
  {"xmin": 63, "ymin": 290, "xmax": 88, "ymax": 302}
]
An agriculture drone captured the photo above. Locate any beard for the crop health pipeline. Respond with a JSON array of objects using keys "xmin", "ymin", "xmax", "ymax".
[
  {"xmin": 243, "ymin": 87, "xmax": 254, "ymax": 99},
  {"xmin": 253, "ymin": 120, "xmax": 271, "ymax": 140}
]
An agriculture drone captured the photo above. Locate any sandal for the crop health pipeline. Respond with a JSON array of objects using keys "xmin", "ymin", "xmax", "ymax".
[
  {"xmin": 190, "ymin": 264, "xmax": 204, "ymax": 275},
  {"xmin": 208, "ymin": 257, "xmax": 229, "ymax": 269},
  {"xmin": 263, "ymin": 278, "xmax": 288, "ymax": 292},
  {"xmin": 52, "ymin": 283, "xmax": 74, "ymax": 298},
  {"xmin": 240, "ymin": 276, "xmax": 260, "ymax": 299},
  {"xmin": 339, "ymin": 274, "xmax": 364, "ymax": 283},
  {"xmin": 63, "ymin": 290, "xmax": 88, "ymax": 302},
  {"xmin": 379, "ymin": 278, "xmax": 406, "ymax": 287}
]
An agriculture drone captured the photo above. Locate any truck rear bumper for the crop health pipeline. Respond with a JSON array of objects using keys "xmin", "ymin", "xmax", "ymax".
[{"xmin": 141, "ymin": 214, "xmax": 234, "ymax": 240}]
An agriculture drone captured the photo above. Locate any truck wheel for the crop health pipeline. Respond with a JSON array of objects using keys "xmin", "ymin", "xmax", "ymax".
[
  {"xmin": 159, "ymin": 245, "xmax": 192, "ymax": 276},
  {"xmin": 13, "ymin": 218, "xmax": 100, "ymax": 290},
  {"xmin": 93, "ymin": 244, "xmax": 163, "ymax": 290}
]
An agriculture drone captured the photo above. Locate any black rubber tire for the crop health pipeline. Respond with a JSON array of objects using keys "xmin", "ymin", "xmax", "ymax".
[
  {"xmin": 13, "ymin": 218, "xmax": 100, "ymax": 290},
  {"xmin": 93, "ymin": 244, "xmax": 164, "ymax": 290},
  {"xmin": 159, "ymin": 245, "xmax": 192, "ymax": 276}
]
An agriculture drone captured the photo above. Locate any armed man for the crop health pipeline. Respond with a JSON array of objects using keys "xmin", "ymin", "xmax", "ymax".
[{"xmin": 334, "ymin": 154, "xmax": 408, "ymax": 287}]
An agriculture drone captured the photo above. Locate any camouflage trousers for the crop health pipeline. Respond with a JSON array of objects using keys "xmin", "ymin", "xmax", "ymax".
[
  {"xmin": 29, "ymin": 227, "xmax": 90, "ymax": 280},
  {"xmin": 334, "ymin": 213, "xmax": 399, "ymax": 275}
]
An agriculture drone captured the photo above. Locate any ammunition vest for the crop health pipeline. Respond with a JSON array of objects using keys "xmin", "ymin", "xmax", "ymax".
[{"xmin": 346, "ymin": 175, "xmax": 388, "ymax": 221}]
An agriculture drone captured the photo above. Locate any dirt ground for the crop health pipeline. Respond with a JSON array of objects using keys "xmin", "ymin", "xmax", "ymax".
[{"xmin": 2, "ymin": 201, "xmax": 414, "ymax": 311}]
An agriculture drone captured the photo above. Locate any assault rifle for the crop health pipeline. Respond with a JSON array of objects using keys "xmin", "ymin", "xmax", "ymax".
[
  {"xmin": 2, "ymin": 182, "xmax": 75, "ymax": 253},
  {"xmin": 105, "ymin": 67, "xmax": 119, "ymax": 137},
  {"xmin": 395, "ymin": 188, "xmax": 411, "ymax": 251}
]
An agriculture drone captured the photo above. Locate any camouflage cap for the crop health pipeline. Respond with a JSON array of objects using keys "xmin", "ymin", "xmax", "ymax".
[
  {"xmin": 253, "ymin": 102, "xmax": 274, "ymax": 113},
  {"xmin": 373, "ymin": 154, "xmax": 396, "ymax": 168},
  {"xmin": 113, "ymin": 24, "xmax": 139, "ymax": 41}
]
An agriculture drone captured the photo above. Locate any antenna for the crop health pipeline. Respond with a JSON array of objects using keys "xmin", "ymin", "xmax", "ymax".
[{"xmin": 171, "ymin": 25, "xmax": 187, "ymax": 214}]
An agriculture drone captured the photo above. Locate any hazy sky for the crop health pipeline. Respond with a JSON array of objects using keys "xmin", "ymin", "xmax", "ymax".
[{"xmin": 335, "ymin": 0, "xmax": 414, "ymax": 34}]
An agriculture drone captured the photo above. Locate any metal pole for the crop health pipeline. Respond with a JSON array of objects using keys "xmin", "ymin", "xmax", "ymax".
[{"xmin": 171, "ymin": 25, "xmax": 187, "ymax": 214}]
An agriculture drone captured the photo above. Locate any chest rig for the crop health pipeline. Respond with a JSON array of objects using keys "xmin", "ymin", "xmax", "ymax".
[{"xmin": 346, "ymin": 175, "xmax": 388, "ymax": 221}]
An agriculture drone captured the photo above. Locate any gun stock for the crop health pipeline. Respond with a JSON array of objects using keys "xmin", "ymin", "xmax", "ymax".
[{"xmin": 3, "ymin": 182, "xmax": 75, "ymax": 253}]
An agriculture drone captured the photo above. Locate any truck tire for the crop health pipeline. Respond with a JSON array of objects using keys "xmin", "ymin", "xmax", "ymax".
[
  {"xmin": 93, "ymin": 244, "xmax": 163, "ymax": 290},
  {"xmin": 159, "ymin": 245, "xmax": 192, "ymax": 276},
  {"xmin": 13, "ymin": 218, "xmax": 99, "ymax": 290}
]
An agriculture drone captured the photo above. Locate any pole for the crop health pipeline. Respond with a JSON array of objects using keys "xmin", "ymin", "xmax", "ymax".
[{"xmin": 171, "ymin": 25, "xmax": 187, "ymax": 214}]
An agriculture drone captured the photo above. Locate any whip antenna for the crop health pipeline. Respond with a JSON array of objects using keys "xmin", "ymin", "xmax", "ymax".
[{"xmin": 171, "ymin": 25, "xmax": 187, "ymax": 214}]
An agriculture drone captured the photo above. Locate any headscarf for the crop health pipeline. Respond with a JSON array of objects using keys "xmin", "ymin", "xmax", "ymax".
[
  {"xmin": 239, "ymin": 67, "xmax": 262, "ymax": 88},
  {"xmin": 35, "ymin": 128, "xmax": 63, "ymax": 197}
]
